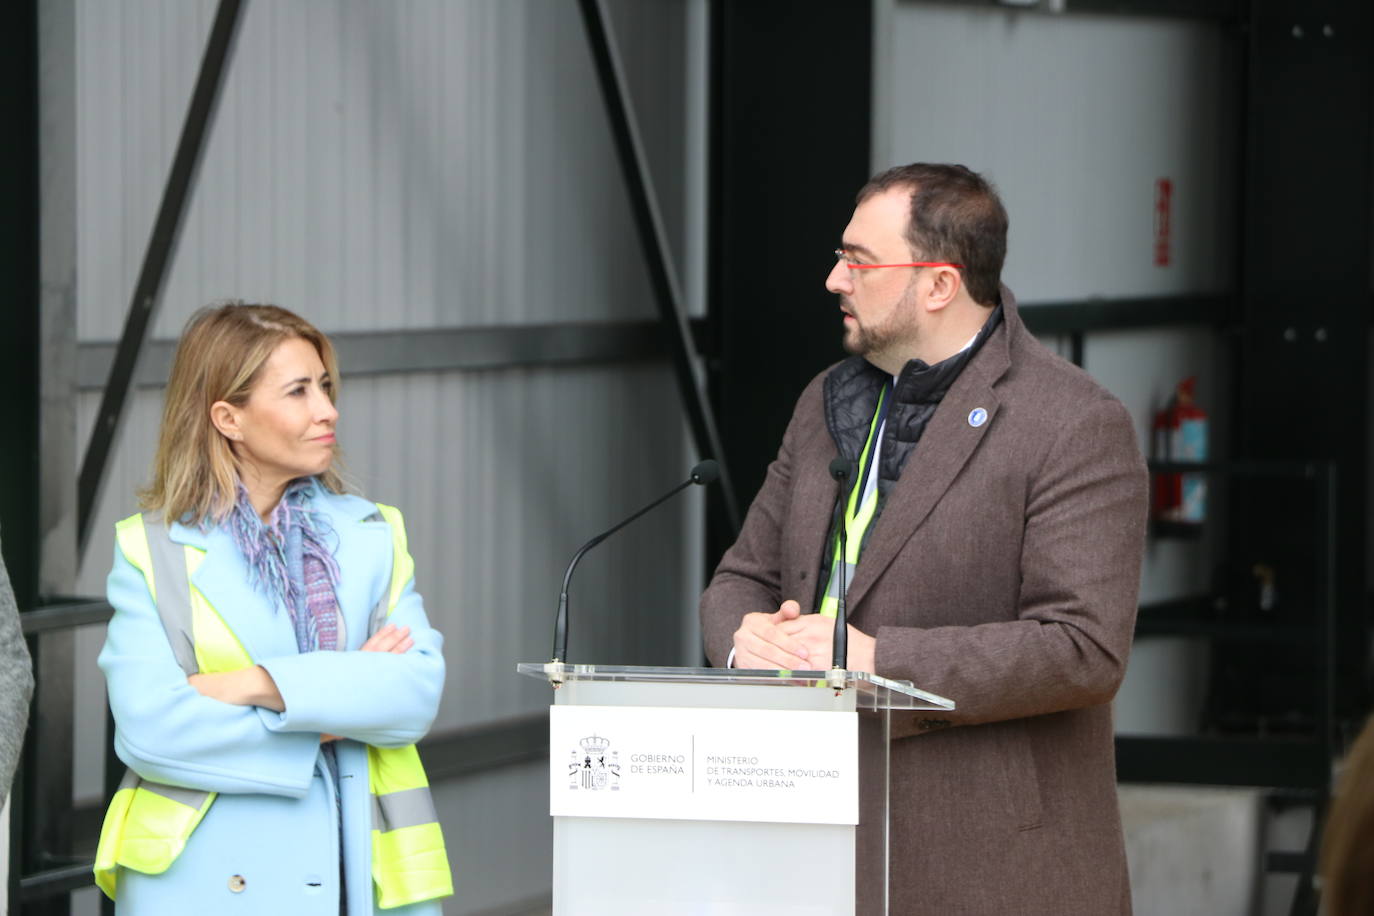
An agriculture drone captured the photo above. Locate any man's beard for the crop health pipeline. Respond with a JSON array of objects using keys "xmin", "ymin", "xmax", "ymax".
[
  {"xmin": 840, "ymin": 284, "xmax": 920, "ymax": 360},
  {"xmin": 841, "ymin": 313, "xmax": 880, "ymax": 356},
  {"xmin": 842, "ymin": 314, "xmax": 893, "ymax": 357}
]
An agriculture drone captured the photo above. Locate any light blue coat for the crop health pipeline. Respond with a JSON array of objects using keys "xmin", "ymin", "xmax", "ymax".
[{"xmin": 99, "ymin": 482, "xmax": 447, "ymax": 915}]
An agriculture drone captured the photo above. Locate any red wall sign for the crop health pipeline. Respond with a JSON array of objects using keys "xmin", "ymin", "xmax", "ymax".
[{"xmin": 1154, "ymin": 178, "xmax": 1173, "ymax": 267}]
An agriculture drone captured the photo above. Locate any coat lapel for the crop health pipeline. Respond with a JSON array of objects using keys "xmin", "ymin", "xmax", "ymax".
[
  {"xmin": 845, "ymin": 306, "xmax": 1017, "ymax": 613},
  {"xmin": 314, "ymin": 489, "xmax": 392, "ymax": 649},
  {"xmin": 174, "ymin": 521, "xmax": 298, "ymax": 662},
  {"xmin": 170, "ymin": 483, "xmax": 392, "ymax": 658},
  {"xmin": 786, "ymin": 454, "xmax": 847, "ymax": 612}
]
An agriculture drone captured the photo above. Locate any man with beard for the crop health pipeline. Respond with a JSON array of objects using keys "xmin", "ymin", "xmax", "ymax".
[{"xmin": 699, "ymin": 163, "xmax": 1147, "ymax": 915}]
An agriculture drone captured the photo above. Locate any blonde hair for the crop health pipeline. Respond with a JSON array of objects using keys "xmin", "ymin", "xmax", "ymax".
[
  {"xmin": 1321, "ymin": 714, "xmax": 1374, "ymax": 916},
  {"xmin": 140, "ymin": 302, "xmax": 346, "ymax": 526}
]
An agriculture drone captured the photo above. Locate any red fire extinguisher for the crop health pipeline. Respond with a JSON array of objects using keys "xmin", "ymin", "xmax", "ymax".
[{"xmin": 1153, "ymin": 377, "xmax": 1207, "ymax": 523}]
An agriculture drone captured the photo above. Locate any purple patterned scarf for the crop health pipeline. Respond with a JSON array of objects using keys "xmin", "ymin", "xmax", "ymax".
[{"xmin": 228, "ymin": 478, "xmax": 343, "ymax": 652}]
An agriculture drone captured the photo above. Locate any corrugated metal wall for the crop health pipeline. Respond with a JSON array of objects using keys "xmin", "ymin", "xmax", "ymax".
[
  {"xmin": 873, "ymin": 1, "xmax": 1239, "ymax": 737},
  {"xmin": 67, "ymin": 2, "xmax": 704, "ymax": 913}
]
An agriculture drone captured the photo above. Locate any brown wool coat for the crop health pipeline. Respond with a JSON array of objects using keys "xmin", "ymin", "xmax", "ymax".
[{"xmin": 700, "ymin": 291, "xmax": 1147, "ymax": 915}]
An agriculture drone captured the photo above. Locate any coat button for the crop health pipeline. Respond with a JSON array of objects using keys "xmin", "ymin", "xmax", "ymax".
[{"xmin": 228, "ymin": 874, "xmax": 246, "ymax": 893}]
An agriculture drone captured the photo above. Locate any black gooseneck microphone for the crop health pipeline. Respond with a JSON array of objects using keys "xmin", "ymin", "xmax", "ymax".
[
  {"xmin": 549, "ymin": 460, "xmax": 720, "ymax": 675},
  {"xmin": 827, "ymin": 457, "xmax": 857, "ymax": 680}
]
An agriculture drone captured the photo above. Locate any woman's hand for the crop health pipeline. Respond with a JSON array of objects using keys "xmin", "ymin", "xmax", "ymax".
[
  {"xmin": 318, "ymin": 624, "xmax": 414, "ymax": 743},
  {"xmin": 359, "ymin": 622, "xmax": 413, "ymax": 655},
  {"xmin": 187, "ymin": 666, "xmax": 285, "ymax": 712},
  {"xmin": 187, "ymin": 628, "xmax": 414, "ymax": 741}
]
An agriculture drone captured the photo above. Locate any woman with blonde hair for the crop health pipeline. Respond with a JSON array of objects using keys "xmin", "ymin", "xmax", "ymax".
[
  {"xmin": 1320, "ymin": 714, "xmax": 1374, "ymax": 916},
  {"xmin": 94, "ymin": 303, "xmax": 451, "ymax": 914}
]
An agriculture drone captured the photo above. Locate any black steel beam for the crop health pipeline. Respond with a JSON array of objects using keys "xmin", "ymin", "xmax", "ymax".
[
  {"xmin": 1064, "ymin": 0, "xmax": 1241, "ymax": 19},
  {"xmin": 1116, "ymin": 735, "xmax": 1329, "ymax": 787},
  {"xmin": 706, "ymin": 0, "xmax": 873, "ymax": 566},
  {"xmin": 76, "ymin": 0, "xmax": 244, "ymax": 556},
  {"xmin": 1266, "ymin": 851, "xmax": 1315, "ymax": 875},
  {"xmin": 910, "ymin": 0, "xmax": 1240, "ymax": 17},
  {"xmin": 1068, "ymin": 331, "xmax": 1085, "ymax": 368},
  {"xmin": 1146, "ymin": 459, "xmax": 1320, "ymax": 477},
  {"xmin": 19, "ymin": 862, "xmax": 98, "ymax": 904},
  {"xmin": 575, "ymin": 0, "xmax": 740, "ymax": 534},
  {"xmin": 0, "ymin": 0, "xmax": 40, "ymax": 612},
  {"xmin": 19, "ymin": 599, "xmax": 113, "ymax": 635},
  {"xmin": 1018, "ymin": 294, "xmax": 1230, "ymax": 335}
]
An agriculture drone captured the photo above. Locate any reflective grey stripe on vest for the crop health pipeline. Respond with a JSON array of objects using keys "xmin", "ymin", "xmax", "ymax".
[
  {"xmin": 118, "ymin": 763, "xmax": 212, "ymax": 812},
  {"xmin": 823, "ymin": 560, "xmax": 856, "ymax": 602},
  {"xmin": 137, "ymin": 777, "xmax": 212, "ymax": 810},
  {"xmin": 362, "ymin": 510, "xmax": 393, "ymax": 636},
  {"xmin": 127, "ymin": 517, "xmax": 215, "ymax": 813},
  {"xmin": 142, "ymin": 516, "xmax": 199, "ymax": 676},
  {"xmin": 371, "ymin": 786, "xmax": 438, "ymax": 834}
]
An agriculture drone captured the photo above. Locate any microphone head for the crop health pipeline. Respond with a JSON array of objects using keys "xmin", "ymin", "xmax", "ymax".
[
  {"xmin": 690, "ymin": 459, "xmax": 720, "ymax": 486},
  {"xmin": 829, "ymin": 457, "xmax": 856, "ymax": 482}
]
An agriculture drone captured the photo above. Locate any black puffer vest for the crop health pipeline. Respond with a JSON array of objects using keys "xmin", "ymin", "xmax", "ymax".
[{"xmin": 814, "ymin": 305, "xmax": 1004, "ymax": 604}]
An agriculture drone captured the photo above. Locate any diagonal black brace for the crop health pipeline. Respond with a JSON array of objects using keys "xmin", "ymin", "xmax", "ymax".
[
  {"xmin": 76, "ymin": 0, "xmax": 245, "ymax": 555},
  {"xmin": 575, "ymin": 0, "xmax": 741, "ymax": 533}
]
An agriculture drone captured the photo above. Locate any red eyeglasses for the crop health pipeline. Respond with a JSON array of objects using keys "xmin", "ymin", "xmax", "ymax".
[{"xmin": 834, "ymin": 248, "xmax": 963, "ymax": 270}]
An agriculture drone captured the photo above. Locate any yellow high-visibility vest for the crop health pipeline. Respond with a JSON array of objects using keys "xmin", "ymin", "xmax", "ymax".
[
  {"xmin": 94, "ymin": 504, "xmax": 453, "ymax": 909},
  {"xmin": 818, "ymin": 384, "xmax": 889, "ymax": 619}
]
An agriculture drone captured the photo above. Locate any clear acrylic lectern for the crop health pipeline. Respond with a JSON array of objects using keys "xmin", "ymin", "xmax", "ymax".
[{"xmin": 516, "ymin": 663, "xmax": 954, "ymax": 916}]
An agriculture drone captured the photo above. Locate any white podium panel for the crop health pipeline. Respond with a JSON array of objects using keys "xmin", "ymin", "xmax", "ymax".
[
  {"xmin": 553, "ymin": 816, "xmax": 853, "ymax": 916},
  {"xmin": 550, "ymin": 704, "xmax": 858, "ymax": 825},
  {"xmin": 519, "ymin": 663, "xmax": 955, "ymax": 916}
]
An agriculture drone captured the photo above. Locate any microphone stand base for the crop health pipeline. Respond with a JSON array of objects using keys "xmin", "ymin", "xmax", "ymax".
[
  {"xmin": 826, "ymin": 667, "xmax": 848, "ymax": 693},
  {"xmin": 544, "ymin": 660, "xmax": 568, "ymax": 687}
]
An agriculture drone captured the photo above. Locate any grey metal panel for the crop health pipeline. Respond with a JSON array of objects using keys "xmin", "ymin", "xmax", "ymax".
[
  {"xmin": 39, "ymin": 0, "xmax": 78, "ymax": 597},
  {"xmin": 75, "ymin": 0, "xmax": 217, "ymax": 343},
  {"xmin": 430, "ymin": 761, "xmax": 552, "ymax": 915},
  {"xmin": 74, "ymin": 389, "xmax": 162, "ymax": 594},
  {"xmin": 75, "ymin": 0, "xmax": 692, "ymax": 342},
  {"xmin": 873, "ymin": 1, "xmax": 1238, "ymax": 303},
  {"xmin": 35, "ymin": 2, "xmax": 82, "ymax": 900},
  {"xmin": 420, "ymin": 714, "xmax": 546, "ymax": 782},
  {"xmin": 337, "ymin": 364, "xmax": 700, "ymax": 732}
]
